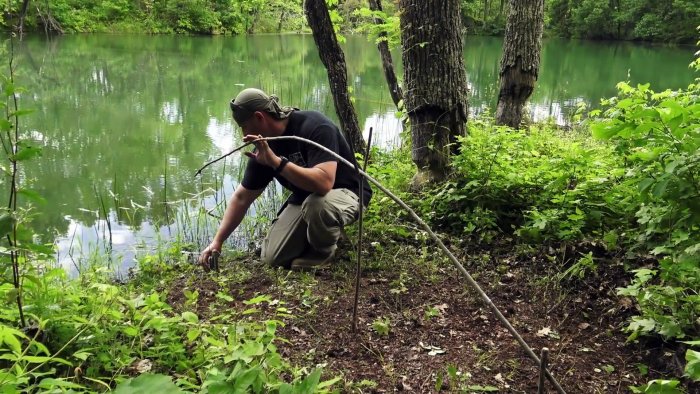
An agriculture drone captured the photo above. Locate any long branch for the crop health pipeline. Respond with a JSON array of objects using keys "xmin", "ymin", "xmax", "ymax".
[{"xmin": 195, "ymin": 136, "xmax": 567, "ymax": 393}]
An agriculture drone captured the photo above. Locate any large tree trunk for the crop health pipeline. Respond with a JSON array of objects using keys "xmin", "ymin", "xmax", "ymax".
[
  {"xmin": 304, "ymin": 0, "xmax": 365, "ymax": 152},
  {"xmin": 495, "ymin": 0, "xmax": 544, "ymax": 128},
  {"xmin": 399, "ymin": 0, "xmax": 469, "ymax": 182},
  {"xmin": 368, "ymin": 0, "xmax": 403, "ymax": 109}
]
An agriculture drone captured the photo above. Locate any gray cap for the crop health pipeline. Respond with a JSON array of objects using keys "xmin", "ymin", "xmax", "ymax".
[{"xmin": 229, "ymin": 88, "xmax": 296, "ymax": 126}]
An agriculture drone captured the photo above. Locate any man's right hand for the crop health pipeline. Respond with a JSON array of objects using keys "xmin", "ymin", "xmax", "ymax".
[{"xmin": 199, "ymin": 241, "xmax": 222, "ymax": 268}]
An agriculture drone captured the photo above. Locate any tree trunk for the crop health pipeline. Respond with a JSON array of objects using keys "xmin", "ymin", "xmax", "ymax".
[
  {"xmin": 495, "ymin": 0, "xmax": 544, "ymax": 128},
  {"xmin": 399, "ymin": 0, "xmax": 469, "ymax": 182},
  {"xmin": 483, "ymin": 0, "xmax": 490, "ymax": 28},
  {"xmin": 17, "ymin": 0, "xmax": 31, "ymax": 36},
  {"xmin": 368, "ymin": 0, "xmax": 403, "ymax": 109},
  {"xmin": 304, "ymin": 0, "xmax": 365, "ymax": 152}
]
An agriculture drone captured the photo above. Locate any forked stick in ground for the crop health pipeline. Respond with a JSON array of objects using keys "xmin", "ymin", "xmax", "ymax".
[{"xmin": 195, "ymin": 136, "xmax": 567, "ymax": 394}]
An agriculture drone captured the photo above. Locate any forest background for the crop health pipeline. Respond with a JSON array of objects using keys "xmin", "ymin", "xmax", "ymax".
[{"xmin": 1, "ymin": 0, "xmax": 698, "ymax": 44}]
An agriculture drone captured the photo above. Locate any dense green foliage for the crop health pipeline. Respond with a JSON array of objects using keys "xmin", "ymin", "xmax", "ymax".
[
  {"xmin": 461, "ymin": 0, "xmax": 698, "ymax": 43},
  {"xmin": 0, "ymin": 249, "xmax": 340, "ymax": 392},
  {"xmin": 592, "ymin": 59, "xmax": 700, "ymax": 342},
  {"xmin": 404, "ymin": 72, "xmax": 700, "ymax": 343},
  {"xmin": 1, "ymin": 0, "xmax": 695, "ymax": 43},
  {"xmin": 2, "ymin": 0, "xmax": 305, "ymax": 34}
]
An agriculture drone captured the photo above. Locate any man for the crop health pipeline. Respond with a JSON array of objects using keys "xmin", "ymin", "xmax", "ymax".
[{"xmin": 199, "ymin": 88, "xmax": 372, "ymax": 270}]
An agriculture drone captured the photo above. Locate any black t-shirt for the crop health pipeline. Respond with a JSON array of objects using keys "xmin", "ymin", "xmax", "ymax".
[{"xmin": 241, "ymin": 110, "xmax": 372, "ymax": 205}]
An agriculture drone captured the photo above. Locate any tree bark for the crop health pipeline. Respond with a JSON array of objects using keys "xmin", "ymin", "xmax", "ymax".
[
  {"xmin": 399, "ymin": 0, "xmax": 469, "ymax": 182},
  {"xmin": 17, "ymin": 0, "xmax": 31, "ymax": 36},
  {"xmin": 495, "ymin": 0, "xmax": 545, "ymax": 128},
  {"xmin": 304, "ymin": 0, "xmax": 365, "ymax": 152},
  {"xmin": 368, "ymin": 0, "xmax": 403, "ymax": 109}
]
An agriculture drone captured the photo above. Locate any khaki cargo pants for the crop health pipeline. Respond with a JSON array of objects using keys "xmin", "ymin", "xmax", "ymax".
[{"xmin": 260, "ymin": 188, "xmax": 360, "ymax": 268}]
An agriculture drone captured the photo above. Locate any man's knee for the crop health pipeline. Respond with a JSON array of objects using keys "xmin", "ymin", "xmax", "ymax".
[
  {"xmin": 260, "ymin": 247, "xmax": 289, "ymax": 268},
  {"xmin": 301, "ymin": 193, "xmax": 335, "ymax": 226}
]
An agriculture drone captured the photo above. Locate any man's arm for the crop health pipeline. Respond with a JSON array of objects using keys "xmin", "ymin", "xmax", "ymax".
[
  {"xmin": 243, "ymin": 134, "xmax": 337, "ymax": 195},
  {"xmin": 274, "ymin": 159, "xmax": 336, "ymax": 195},
  {"xmin": 199, "ymin": 184, "xmax": 263, "ymax": 265}
]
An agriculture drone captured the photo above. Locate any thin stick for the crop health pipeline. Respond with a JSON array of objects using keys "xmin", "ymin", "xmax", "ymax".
[
  {"xmin": 195, "ymin": 136, "xmax": 567, "ymax": 394},
  {"xmin": 538, "ymin": 347, "xmax": 549, "ymax": 393},
  {"xmin": 193, "ymin": 141, "xmax": 255, "ymax": 177},
  {"xmin": 352, "ymin": 127, "xmax": 373, "ymax": 332}
]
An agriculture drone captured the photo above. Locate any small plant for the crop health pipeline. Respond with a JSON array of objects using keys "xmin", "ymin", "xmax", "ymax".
[
  {"xmin": 371, "ymin": 317, "xmax": 391, "ymax": 336},
  {"xmin": 560, "ymin": 252, "xmax": 597, "ymax": 281}
]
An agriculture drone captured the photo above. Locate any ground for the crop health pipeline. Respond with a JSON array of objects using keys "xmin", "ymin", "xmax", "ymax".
[{"xmin": 165, "ymin": 236, "xmax": 695, "ymax": 393}]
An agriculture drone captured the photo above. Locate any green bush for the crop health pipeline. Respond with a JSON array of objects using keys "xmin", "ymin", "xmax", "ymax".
[
  {"xmin": 591, "ymin": 60, "xmax": 700, "ymax": 341},
  {"xmin": 415, "ymin": 121, "xmax": 634, "ymax": 244}
]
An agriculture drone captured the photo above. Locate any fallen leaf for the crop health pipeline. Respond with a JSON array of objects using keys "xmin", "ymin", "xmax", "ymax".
[
  {"xmin": 130, "ymin": 359, "xmax": 152, "ymax": 374},
  {"xmin": 578, "ymin": 323, "xmax": 590, "ymax": 330},
  {"xmin": 536, "ymin": 327, "xmax": 552, "ymax": 337},
  {"xmin": 435, "ymin": 303, "xmax": 449, "ymax": 313}
]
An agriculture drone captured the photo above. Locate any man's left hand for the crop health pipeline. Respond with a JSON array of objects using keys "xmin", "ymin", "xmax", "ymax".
[{"xmin": 243, "ymin": 134, "xmax": 281, "ymax": 169}]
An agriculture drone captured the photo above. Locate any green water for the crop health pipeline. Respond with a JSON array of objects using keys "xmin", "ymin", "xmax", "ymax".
[{"xmin": 7, "ymin": 34, "xmax": 695, "ymax": 270}]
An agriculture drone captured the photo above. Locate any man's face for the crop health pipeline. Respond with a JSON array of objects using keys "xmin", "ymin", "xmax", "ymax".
[{"xmin": 238, "ymin": 112, "xmax": 266, "ymax": 136}]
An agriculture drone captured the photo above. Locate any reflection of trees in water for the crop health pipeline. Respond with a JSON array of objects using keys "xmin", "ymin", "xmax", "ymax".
[{"xmin": 7, "ymin": 34, "xmax": 694, "ymax": 242}]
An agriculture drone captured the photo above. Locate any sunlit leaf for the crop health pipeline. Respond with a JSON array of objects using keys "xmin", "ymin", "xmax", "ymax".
[
  {"xmin": 13, "ymin": 145, "xmax": 42, "ymax": 162},
  {"xmin": 685, "ymin": 349, "xmax": 700, "ymax": 381},
  {"xmin": 181, "ymin": 311, "xmax": 199, "ymax": 323},
  {"xmin": 114, "ymin": 373, "xmax": 184, "ymax": 394}
]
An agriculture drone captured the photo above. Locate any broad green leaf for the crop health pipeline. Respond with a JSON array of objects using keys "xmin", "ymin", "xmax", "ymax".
[
  {"xmin": 0, "ymin": 214, "xmax": 16, "ymax": 238},
  {"xmin": 3, "ymin": 81, "xmax": 15, "ymax": 96},
  {"xmin": 207, "ymin": 381, "xmax": 236, "ymax": 394},
  {"xmin": 122, "ymin": 326, "xmax": 139, "ymax": 337},
  {"xmin": 685, "ymin": 349, "xmax": 700, "ymax": 381},
  {"xmin": 37, "ymin": 378, "xmax": 85, "ymax": 389},
  {"xmin": 318, "ymin": 376, "xmax": 341, "ymax": 389},
  {"xmin": 278, "ymin": 383, "xmax": 294, "ymax": 394},
  {"xmin": 630, "ymin": 379, "xmax": 682, "ymax": 394},
  {"xmin": 651, "ymin": 177, "xmax": 670, "ymax": 198},
  {"xmin": 296, "ymin": 369, "xmax": 322, "ymax": 393},
  {"xmin": 22, "ymin": 355, "xmax": 72, "ymax": 366},
  {"xmin": 9, "ymin": 109, "xmax": 35, "ymax": 117},
  {"xmin": 0, "ymin": 118, "xmax": 11, "ymax": 132},
  {"xmin": 13, "ymin": 145, "xmax": 41, "ymax": 162},
  {"xmin": 232, "ymin": 366, "xmax": 261, "ymax": 393},
  {"xmin": 628, "ymin": 317, "xmax": 656, "ymax": 333},
  {"xmin": 114, "ymin": 373, "xmax": 184, "ymax": 394},
  {"xmin": 659, "ymin": 100, "xmax": 685, "ymax": 122},
  {"xmin": 591, "ymin": 122, "xmax": 622, "ymax": 140},
  {"xmin": 72, "ymin": 351, "xmax": 92, "ymax": 361},
  {"xmin": 634, "ymin": 122, "xmax": 658, "ymax": 135},
  {"xmin": 241, "ymin": 340, "xmax": 264, "ymax": 357},
  {"xmin": 186, "ymin": 328, "xmax": 201, "ymax": 342},
  {"xmin": 17, "ymin": 189, "xmax": 47, "ymax": 205},
  {"xmin": 1, "ymin": 329, "xmax": 22, "ymax": 354},
  {"xmin": 181, "ymin": 311, "xmax": 199, "ymax": 323},
  {"xmin": 243, "ymin": 294, "xmax": 271, "ymax": 305}
]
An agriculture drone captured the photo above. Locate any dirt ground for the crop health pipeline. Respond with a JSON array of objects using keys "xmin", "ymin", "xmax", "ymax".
[{"xmin": 166, "ymin": 239, "xmax": 696, "ymax": 393}]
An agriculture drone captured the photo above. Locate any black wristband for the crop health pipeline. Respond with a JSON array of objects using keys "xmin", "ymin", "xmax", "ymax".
[{"xmin": 274, "ymin": 156, "xmax": 289, "ymax": 174}]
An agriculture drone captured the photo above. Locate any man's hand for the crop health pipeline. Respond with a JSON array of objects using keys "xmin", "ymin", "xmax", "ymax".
[
  {"xmin": 243, "ymin": 134, "xmax": 281, "ymax": 169},
  {"xmin": 199, "ymin": 241, "xmax": 222, "ymax": 269}
]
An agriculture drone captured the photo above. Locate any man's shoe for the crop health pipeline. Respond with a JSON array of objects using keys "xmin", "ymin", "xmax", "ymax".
[{"xmin": 290, "ymin": 246, "xmax": 337, "ymax": 271}]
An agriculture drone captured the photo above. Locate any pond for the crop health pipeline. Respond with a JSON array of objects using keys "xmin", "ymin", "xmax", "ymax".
[{"xmin": 8, "ymin": 33, "xmax": 696, "ymax": 273}]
